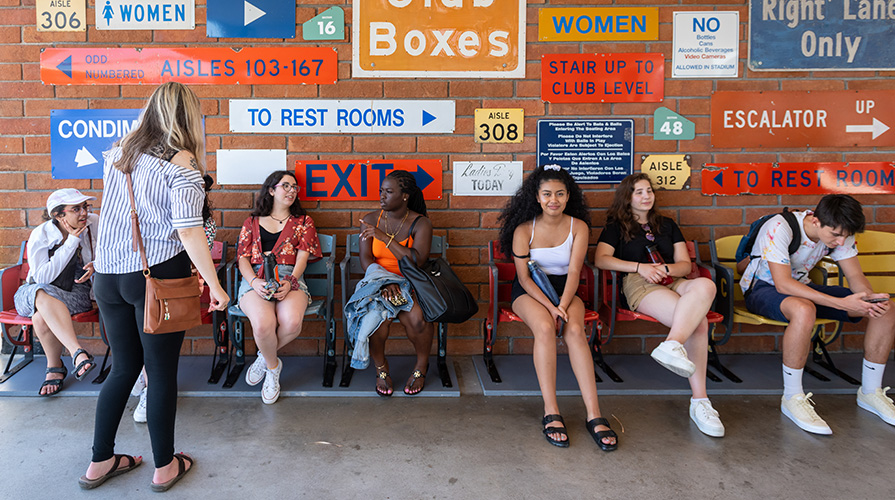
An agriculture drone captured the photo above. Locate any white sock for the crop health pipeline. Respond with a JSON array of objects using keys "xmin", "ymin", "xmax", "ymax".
[
  {"xmin": 690, "ymin": 397, "xmax": 708, "ymax": 406},
  {"xmin": 782, "ymin": 364, "xmax": 804, "ymax": 400},
  {"xmin": 862, "ymin": 359, "xmax": 886, "ymax": 395}
]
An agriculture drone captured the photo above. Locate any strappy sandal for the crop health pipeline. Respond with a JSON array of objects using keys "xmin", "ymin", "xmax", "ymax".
[
  {"xmin": 586, "ymin": 417, "xmax": 619, "ymax": 452},
  {"xmin": 375, "ymin": 364, "xmax": 392, "ymax": 397},
  {"xmin": 150, "ymin": 453, "xmax": 194, "ymax": 492},
  {"xmin": 39, "ymin": 365, "xmax": 67, "ymax": 397},
  {"xmin": 404, "ymin": 365, "xmax": 428, "ymax": 395},
  {"xmin": 78, "ymin": 453, "xmax": 142, "ymax": 490},
  {"xmin": 71, "ymin": 348, "xmax": 96, "ymax": 381},
  {"xmin": 542, "ymin": 414, "xmax": 570, "ymax": 448}
]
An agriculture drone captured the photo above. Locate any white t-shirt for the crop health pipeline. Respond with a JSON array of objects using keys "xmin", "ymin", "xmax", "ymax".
[{"xmin": 739, "ymin": 210, "xmax": 858, "ymax": 293}]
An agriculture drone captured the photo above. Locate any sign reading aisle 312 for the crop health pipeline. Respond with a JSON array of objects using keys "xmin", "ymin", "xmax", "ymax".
[
  {"xmin": 37, "ymin": 0, "xmax": 86, "ymax": 32},
  {"xmin": 474, "ymin": 109, "xmax": 523, "ymax": 143}
]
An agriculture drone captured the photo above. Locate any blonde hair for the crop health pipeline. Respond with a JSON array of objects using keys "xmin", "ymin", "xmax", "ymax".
[{"xmin": 114, "ymin": 82, "xmax": 205, "ymax": 174}]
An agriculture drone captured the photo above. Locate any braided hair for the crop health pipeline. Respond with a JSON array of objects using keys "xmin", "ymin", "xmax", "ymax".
[{"xmin": 388, "ymin": 170, "xmax": 427, "ymax": 216}]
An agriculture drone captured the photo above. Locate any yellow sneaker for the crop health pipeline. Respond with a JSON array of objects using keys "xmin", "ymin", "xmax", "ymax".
[{"xmin": 857, "ymin": 387, "xmax": 895, "ymax": 426}]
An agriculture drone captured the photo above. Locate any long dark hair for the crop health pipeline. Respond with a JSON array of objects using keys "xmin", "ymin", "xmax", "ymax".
[
  {"xmin": 606, "ymin": 173, "xmax": 664, "ymax": 242},
  {"xmin": 202, "ymin": 174, "xmax": 215, "ymax": 222},
  {"xmin": 497, "ymin": 165, "xmax": 589, "ymax": 257},
  {"xmin": 388, "ymin": 170, "xmax": 427, "ymax": 216},
  {"xmin": 250, "ymin": 171, "xmax": 306, "ymax": 218}
]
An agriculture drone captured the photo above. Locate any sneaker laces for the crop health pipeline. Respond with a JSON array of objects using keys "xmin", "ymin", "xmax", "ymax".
[
  {"xmin": 670, "ymin": 343, "xmax": 689, "ymax": 359},
  {"xmin": 795, "ymin": 392, "xmax": 823, "ymax": 420},
  {"xmin": 695, "ymin": 400, "xmax": 719, "ymax": 419}
]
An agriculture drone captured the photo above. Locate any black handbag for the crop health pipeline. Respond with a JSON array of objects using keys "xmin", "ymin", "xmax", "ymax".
[{"xmin": 398, "ymin": 256, "xmax": 478, "ymax": 324}]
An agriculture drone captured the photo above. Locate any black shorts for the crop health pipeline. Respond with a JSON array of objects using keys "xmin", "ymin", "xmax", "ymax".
[{"xmin": 511, "ymin": 274, "xmax": 567, "ymax": 305}]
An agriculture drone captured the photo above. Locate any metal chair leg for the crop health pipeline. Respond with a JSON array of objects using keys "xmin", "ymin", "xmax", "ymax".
[
  {"xmin": 811, "ymin": 338, "xmax": 860, "ymax": 385},
  {"xmin": 483, "ymin": 323, "xmax": 501, "ymax": 383},
  {"xmin": 0, "ymin": 328, "xmax": 34, "ymax": 383},
  {"xmin": 707, "ymin": 341, "xmax": 742, "ymax": 383},
  {"xmin": 589, "ymin": 323, "xmax": 622, "ymax": 383}
]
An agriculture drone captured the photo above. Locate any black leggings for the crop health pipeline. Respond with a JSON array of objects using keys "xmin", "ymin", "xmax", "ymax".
[{"xmin": 92, "ymin": 252, "xmax": 190, "ymax": 468}]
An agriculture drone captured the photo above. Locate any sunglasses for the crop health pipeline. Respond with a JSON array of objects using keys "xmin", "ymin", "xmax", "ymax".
[
  {"xmin": 642, "ymin": 223, "xmax": 655, "ymax": 242},
  {"xmin": 64, "ymin": 203, "xmax": 92, "ymax": 215},
  {"xmin": 274, "ymin": 182, "xmax": 299, "ymax": 192}
]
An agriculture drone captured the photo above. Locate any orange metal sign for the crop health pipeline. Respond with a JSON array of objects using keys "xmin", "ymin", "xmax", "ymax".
[
  {"xmin": 41, "ymin": 47, "xmax": 338, "ymax": 85},
  {"xmin": 711, "ymin": 90, "xmax": 895, "ymax": 148},
  {"xmin": 294, "ymin": 159, "xmax": 442, "ymax": 201},
  {"xmin": 541, "ymin": 53, "xmax": 664, "ymax": 103},
  {"xmin": 701, "ymin": 162, "xmax": 895, "ymax": 196}
]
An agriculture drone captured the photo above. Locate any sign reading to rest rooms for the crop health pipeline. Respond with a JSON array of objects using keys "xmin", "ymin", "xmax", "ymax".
[
  {"xmin": 295, "ymin": 160, "xmax": 443, "ymax": 201},
  {"xmin": 541, "ymin": 53, "xmax": 664, "ymax": 103},
  {"xmin": 711, "ymin": 90, "xmax": 895, "ymax": 148},
  {"xmin": 352, "ymin": 0, "xmax": 525, "ymax": 78},
  {"xmin": 702, "ymin": 162, "xmax": 895, "ymax": 195},
  {"xmin": 538, "ymin": 7, "xmax": 658, "ymax": 41}
]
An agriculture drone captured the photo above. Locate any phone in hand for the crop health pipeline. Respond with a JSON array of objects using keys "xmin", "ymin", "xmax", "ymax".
[{"xmin": 863, "ymin": 295, "xmax": 892, "ymax": 303}]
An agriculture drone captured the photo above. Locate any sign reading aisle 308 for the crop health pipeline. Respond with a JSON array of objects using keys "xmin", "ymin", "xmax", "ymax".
[{"xmin": 474, "ymin": 109, "xmax": 523, "ymax": 143}]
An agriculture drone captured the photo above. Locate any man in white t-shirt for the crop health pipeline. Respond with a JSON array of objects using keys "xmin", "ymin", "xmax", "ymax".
[{"xmin": 741, "ymin": 195, "xmax": 895, "ymax": 435}]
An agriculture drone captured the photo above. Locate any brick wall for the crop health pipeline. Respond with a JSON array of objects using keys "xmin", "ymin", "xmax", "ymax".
[{"xmin": 1, "ymin": 1, "xmax": 893, "ymax": 357}]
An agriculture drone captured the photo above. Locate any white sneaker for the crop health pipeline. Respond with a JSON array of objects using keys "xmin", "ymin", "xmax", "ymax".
[
  {"xmin": 134, "ymin": 387, "xmax": 147, "ymax": 423},
  {"xmin": 261, "ymin": 358, "xmax": 282, "ymax": 405},
  {"xmin": 130, "ymin": 371, "xmax": 146, "ymax": 397},
  {"xmin": 245, "ymin": 351, "xmax": 266, "ymax": 386},
  {"xmin": 650, "ymin": 341, "xmax": 696, "ymax": 378},
  {"xmin": 689, "ymin": 399, "xmax": 725, "ymax": 437},
  {"xmin": 857, "ymin": 386, "xmax": 895, "ymax": 426},
  {"xmin": 781, "ymin": 392, "xmax": 832, "ymax": 435}
]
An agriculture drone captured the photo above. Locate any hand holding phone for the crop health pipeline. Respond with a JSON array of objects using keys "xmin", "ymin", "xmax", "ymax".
[{"xmin": 863, "ymin": 296, "xmax": 891, "ymax": 303}]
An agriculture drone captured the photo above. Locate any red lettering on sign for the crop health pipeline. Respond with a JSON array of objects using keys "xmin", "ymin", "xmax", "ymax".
[{"xmin": 541, "ymin": 53, "xmax": 664, "ymax": 103}]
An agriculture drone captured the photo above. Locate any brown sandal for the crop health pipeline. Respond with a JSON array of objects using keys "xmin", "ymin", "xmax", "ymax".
[
  {"xmin": 78, "ymin": 454, "xmax": 142, "ymax": 490},
  {"xmin": 150, "ymin": 453, "xmax": 194, "ymax": 492}
]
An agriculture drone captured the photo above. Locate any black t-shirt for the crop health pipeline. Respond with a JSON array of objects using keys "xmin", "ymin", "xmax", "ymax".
[{"xmin": 597, "ymin": 216, "xmax": 685, "ymax": 264}]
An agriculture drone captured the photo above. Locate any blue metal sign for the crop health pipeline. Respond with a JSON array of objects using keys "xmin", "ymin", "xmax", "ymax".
[
  {"xmin": 537, "ymin": 119, "xmax": 634, "ymax": 184},
  {"xmin": 207, "ymin": 0, "xmax": 295, "ymax": 39},
  {"xmin": 50, "ymin": 109, "xmax": 141, "ymax": 179},
  {"xmin": 749, "ymin": 0, "xmax": 895, "ymax": 71}
]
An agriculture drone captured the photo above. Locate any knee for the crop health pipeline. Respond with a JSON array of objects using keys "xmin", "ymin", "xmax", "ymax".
[
  {"xmin": 279, "ymin": 315, "xmax": 304, "ymax": 335},
  {"xmin": 249, "ymin": 315, "xmax": 277, "ymax": 338},
  {"xmin": 691, "ymin": 277, "xmax": 716, "ymax": 300},
  {"xmin": 403, "ymin": 311, "xmax": 428, "ymax": 334},
  {"xmin": 787, "ymin": 299, "xmax": 817, "ymax": 326},
  {"xmin": 531, "ymin": 320, "xmax": 558, "ymax": 341}
]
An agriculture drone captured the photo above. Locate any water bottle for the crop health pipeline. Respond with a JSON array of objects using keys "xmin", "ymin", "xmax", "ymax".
[
  {"xmin": 262, "ymin": 253, "xmax": 279, "ymax": 300},
  {"xmin": 528, "ymin": 260, "xmax": 564, "ymax": 337},
  {"xmin": 645, "ymin": 245, "xmax": 674, "ymax": 286}
]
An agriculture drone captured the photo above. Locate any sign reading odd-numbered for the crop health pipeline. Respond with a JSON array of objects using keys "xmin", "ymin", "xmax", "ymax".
[
  {"xmin": 95, "ymin": 0, "xmax": 195, "ymax": 30},
  {"xmin": 702, "ymin": 162, "xmax": 895, "ymax": 195},
  {"xmin": 640, "ymin": 154, "xmax": 691, "ymax": 190},
  {"xmin": 353, "ymin": 0, "xmax": 525, "ymax": 78},
  {"xmin": 295, "ymin": 160, "xmax": 442, "ymax": 201},
  {"xmin": 711, "ymin": 90, "xmax": 895, "ymax": 148},
  {"xmin": 453, "ymin": 161, "xmax": 523, "ymax": 196},
  {"xmin": 474, "ymin": 109, "xmax": 523, "ymax": 144},
  {"xmin": 538, "ymin": 7, "xmax": 658, "ymax": 41},
  {"xmin": 207, "ymin": 0, "xmax": 295, "ymax": 38},
  {"xmin": 50, "ymin": 109, "xmax": 141, "ymax": 180},
  {"xmin": 37, "ymin": 0, "xmax": 86, "ymax": 32},
  {"xmin": 673, "ymin": 11, "xmax": 739, "ymax": 78},
  {"xmin": 541, "ymin": 53, "xmax": 664, "ymax": 103},
  {"xmin": 537, "ymin": 119, "xmax": 635, "ymax": 184},
  {"xmin": 41, "ymin": 48, "xmax": 337, "ymax": 85},
  {"xmin": 229, "ymin": 100, "xmax": 455, "ymax": 134}
]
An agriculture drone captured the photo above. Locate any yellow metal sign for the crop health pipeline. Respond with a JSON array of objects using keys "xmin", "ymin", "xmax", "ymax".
[
  {"xmin": 640, "ymin": 154, "xmax": 691, "ymax": 190},
  {"xmin": 36, "ymin": 0, "xmax": 86, "ymax": 32},
  {"xmin": 474, "ymin": 108, "xmax": 523, "ymax": 144},
  {"xmin": 539, "ymin": 7, "xmax": 658, "ymax": 42}
]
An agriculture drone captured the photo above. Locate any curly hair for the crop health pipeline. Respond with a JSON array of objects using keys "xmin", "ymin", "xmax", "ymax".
[
  {"xmin": 497, "ymin": 165, "xmax": 590, "ymax": 257},
  {"xmin": 605, "ymin": 173, "xmax": 664, "ymax": 242},
  {"xmin": 250, "ymin": 170, "xmax": 307, "ymax": 218},
  {"xmin": 387, "ymin": 170, "xmax": 427, "ymax": 216}
]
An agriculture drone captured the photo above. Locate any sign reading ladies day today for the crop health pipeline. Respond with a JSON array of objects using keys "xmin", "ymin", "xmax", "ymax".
[{"xmin": 749, "ymin": 0, "xmax": 895, "ymax": 71}]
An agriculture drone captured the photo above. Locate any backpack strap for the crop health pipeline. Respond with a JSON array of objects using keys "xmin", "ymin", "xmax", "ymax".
[{"xmin": 779, "ymin": 208, "xmax": 802, "ymax": 256}]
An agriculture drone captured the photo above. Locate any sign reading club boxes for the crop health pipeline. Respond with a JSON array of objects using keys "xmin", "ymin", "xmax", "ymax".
[
  {"xmin": 542, "ymin": 53, "xmax": 664, "ymax": 103},
  {"xmin": 353, "ymin": 0, "xmax": 525, "ymax": 78}
]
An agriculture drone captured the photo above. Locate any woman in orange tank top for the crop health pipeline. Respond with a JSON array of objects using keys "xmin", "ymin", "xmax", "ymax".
[{"xmin": 358, "ymin": 170, "xmax": 433, "ymax": 396}]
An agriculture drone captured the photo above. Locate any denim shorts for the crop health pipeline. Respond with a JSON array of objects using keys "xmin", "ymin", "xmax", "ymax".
[
  {"xmin": 745, "ymin": 280, "xmax": 861, "ymax": 324},
  {"xmin": 236, "ymin": 264, "xmax": 310, "ymax": 303}
]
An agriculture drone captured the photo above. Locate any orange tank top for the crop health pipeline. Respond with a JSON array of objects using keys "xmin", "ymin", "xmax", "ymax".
[{"xmin": 372, "ymin": 235, "xmax": 413, "ymax": 275}]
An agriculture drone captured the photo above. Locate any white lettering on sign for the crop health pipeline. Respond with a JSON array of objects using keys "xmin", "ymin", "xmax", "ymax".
[
  {"xmin": 722, "ymin": 109, "xmax": 828, "ymax": 129},
  {"xmin": 57, "ymin": 118, "xmax": 139, "ymax": 138},
  {"xmin": 452, "ymin": 161, "xmax": 522, "ymax": 196}
]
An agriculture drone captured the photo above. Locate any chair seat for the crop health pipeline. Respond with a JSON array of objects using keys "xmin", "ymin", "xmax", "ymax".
[
  {"xmin": 732, "ymin": 306, "xmax": 838, "ymax": 327},
  {"xmin": 497, "ymin": 306, "xmax": 599, "ymax": 324},
  {"xmin": 0, "ymin": 310, "xmax": 32, "ymax": 326},
  {"xmin": 228, "ymin": 299, "xmax": 324, "ymax": 320}
]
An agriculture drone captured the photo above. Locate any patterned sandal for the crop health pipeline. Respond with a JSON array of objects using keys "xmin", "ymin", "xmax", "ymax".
[
  {"xmin": 404, "ymin": 365, "xmax": 428, "ymax": 395},
  {"xmin": 39, "ymin": 365, "xmax": 68, "ymax": 396},
  {"xmin": 375, "ymin": 364, "xmax": 392, "ymax": 397}
]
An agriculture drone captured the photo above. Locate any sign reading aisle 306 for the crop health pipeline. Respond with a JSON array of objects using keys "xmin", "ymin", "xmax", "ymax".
[
  {"xmin": 474, "ymin": 109, "xmax": 523, "ymax": 143},
  {"xmin": 37, "ymin": 0, "xmax": 86, "ymax": 32}
]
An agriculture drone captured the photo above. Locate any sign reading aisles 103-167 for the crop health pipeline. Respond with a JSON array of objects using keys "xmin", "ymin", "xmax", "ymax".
[{"xmin": 353, "ymin": 0, "xmax": 525, "ymax": 78}]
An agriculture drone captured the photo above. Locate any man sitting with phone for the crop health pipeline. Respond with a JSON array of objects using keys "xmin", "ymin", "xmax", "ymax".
[{"xmin": 740, "ymin": 194, "xmax": 895, "ymax": 434}]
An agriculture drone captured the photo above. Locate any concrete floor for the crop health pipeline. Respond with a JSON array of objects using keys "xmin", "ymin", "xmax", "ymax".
[{"xmin": 2, "ymin": 357, "xmax": 895, "ymax": 500}]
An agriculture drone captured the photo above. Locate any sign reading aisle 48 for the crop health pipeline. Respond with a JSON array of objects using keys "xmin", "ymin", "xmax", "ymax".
[{"xmin": 37, "ymin": 0, "xmax": 86, "ymax": 32}]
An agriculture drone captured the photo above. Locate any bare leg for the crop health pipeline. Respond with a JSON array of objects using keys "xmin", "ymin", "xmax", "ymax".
[
  {"xmin": 274, "ymin": 290, "xmax": 309, "ymax": 350},
  {"xmin": 31, "ymin": 312, "xmax": 65, "ymax": 395},
  {"xmin": 368, "ymin": 322, "xmax": 392, "ymax": 395},
  {"xmin": 863, "ymin": 303, "xmax": 895, "ymax": 365},
  {"xmin": 398, "ymin": 301, "xmax": 434, "ymax": 394},
  {"xmin": 33, "ymin": 291, "xmax": 92, "ymax": 376},
  {"xmin": 239, "ymin": 292, "xmax": 278, "ymax": 369},
  {"xmin": 779, "ymin": 297, "xmax": 819, "ymax": 370}
]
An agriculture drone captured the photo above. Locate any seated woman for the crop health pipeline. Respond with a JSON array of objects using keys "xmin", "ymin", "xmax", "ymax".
[
  {"xmin": 594, "ymin": 173, "xmax": 725, "ymax": 438},
  {"xmin": 349, "ymin": 170, "xmax": 434, "ymax": 396},
  {"xmin": 14, "ymin": 189, "xmax": 98, "ymax": 395},
  {"xmin": 497, "ymin": 165, "xmax": 617, "ymax": 451},
  {"xmin": 236, "ymin": 171, "xmax": 322, "ymax": 405}
]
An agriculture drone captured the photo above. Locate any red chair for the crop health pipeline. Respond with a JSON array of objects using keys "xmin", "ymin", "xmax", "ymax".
[
  {"xmin": 203, "ymin": 241, "xmax": 230, "ymax": 384},
  {"xmin": 482, "ymin": 240, "xmax": 619, "ymax": 383}
]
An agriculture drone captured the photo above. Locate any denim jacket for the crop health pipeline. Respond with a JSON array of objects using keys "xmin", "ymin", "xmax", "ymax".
[{"xmin": 344, "ymin": 263, "xmax": 414, "ymax": 369}]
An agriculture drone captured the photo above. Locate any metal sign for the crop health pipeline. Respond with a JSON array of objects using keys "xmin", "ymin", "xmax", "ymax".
[
  {"xmin": 41, "ymin": 47, "xmax": 337, "ymax": 85},
  {"xmin": 653, "ymin": 107, "xmax": 695, "ymax": 141},
  {"xmin": 302, "ymin": 6, "xmax": 344, "ymax": 41},
  {"xmin": 452, "ymin": 161, "xmax": 523, "ymax": 196},
  {"xmin": 672, "ymin": 11, "xmax": 738, "ymax": 78},
  {"xmin": 207, "ymin": 0, "xmax": 295, "ymax": 38},
  {"xmin": 95, "ymin": 0, "xmax": 195, "ymax": 30},
  {"xmin": 640, "ymin": 154, "xmax": 691, "ymax": 190},
  {"xmin": 541, "ymin": 53, "xmax": 664, "ymax": 103},
  {"xmin": 712, "ymin": 90, "xmax": 895, "ymax": 148},
  {"xmin": 216, "ymin": 150, "xmax": 286, "ymax": 185},
  {"xmin": 352, "ymin": 0, "xmax": 525, "ymax": 78},
  {"xmin": 537, "ymin": 119, "xmax": 635, "ymax": 184},
  {"xmin": 538, "ymin": 7, "xmax": 658, "ymax": 42},
  {"xmin": 294, "ymin": 160, "xmax": 443, "ymax": 201},
  {"xmin": 702, "ymin": 162, "xmax": 895, "ymax": 196},
  {"xmin": 229, "ymin": 99, "xmax": 455, "ymax": 134},
  {"xmin": 474, "ymin": 108, "xmax": 523, "ymax": 144},
  {"xmin": 36, "ymin": 0, "xmax": 86, "ymax": 32},
  {"xmin": 749, "ymin": 0, "xmax": 895, "ymax": 71},
  {"xmin": 50, "ymin": 109, "xmax": 141, "ymax": 180}
]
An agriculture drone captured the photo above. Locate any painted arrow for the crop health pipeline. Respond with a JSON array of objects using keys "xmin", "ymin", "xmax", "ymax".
[
  {"xmin": 56, "ymin": 55, "xmax": 72, "ymax": 79},
  {"xmin": 713, "ymin": 171, "xmax": 723, "ymax": 187},
  {"xmin": 422, "ymin": 110, "xmax": 436, "ymax": 126},
  {"xmin": 846, "ymin": 118, "xmax": 890, "ymax": 140},
  {"xmin": 410, "ymin": 165, "xmax": 434, "ymax": 190}
]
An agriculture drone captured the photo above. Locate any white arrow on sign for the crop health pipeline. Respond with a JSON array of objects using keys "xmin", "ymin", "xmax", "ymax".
[
  {"xmin": 846, "ymin": 118, "xmax": 890, "ymax": 140},
  {"xmin": 245, "ymin": 1, "xmax": 266, "ymax": 26},
  {"xmin": 75, "ymin": 147, "xmax": 98, "ymax": 168}
]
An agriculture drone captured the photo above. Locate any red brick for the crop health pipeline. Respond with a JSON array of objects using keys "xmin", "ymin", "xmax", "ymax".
[
  {"xmin": 26, "ymin": 173, "xmax": 90, "ymax": 190},
  {"xmin": 0, "ymin": 136, "xmax": 23, "ymax": 153},
  {"xmin": 0, "ymin": 117, "xmax": 47, "ymax": 135},
  {"xmin": 319, "ymin": 80, "xmax": 383, "ymax": 98},
  {"xmin": 25, "ymin": 99, "xmax": 88, "ymax": 117},
  {"xmin": 679, "ymin": 208, "xmax": 743, "ymax": 226},
  {"xmin": 25, "ymin": 136, "xmax": 51, "ymax": 155},
  {"xmin": 22, "ymin": 26, "xmax": 86, "ymax": 43},
  {"xmin": 0, "ymin": 99, "xmax": 23, "ymax": 117},
  {"xmin": 0, "ymin": 63, "xmax": 21, "ymax": 81},
  {"xmin": 384, "ymin": 81, "xmax": 447, "ymax": 98},
  {"xmin": 288, "ymin": 135, "xmax": 351, "ymax": 153},
  {"xmin": 253, "ymin": 85, "xmax": 319, "ymax": 98},
  {"xmin": 0, "ymin": 208, "xmax": 25, "ymax": 226},
  {"xmin": 418, "ymin": 136, "xmax": 481, "ymax": 153},
  {"xmin": 55, "ymin": 86, "xmax": 121, "ymax": 99},
  {"xmin": 0, "ymin": 81, "xmax": 55, "ymax": 99},
  {"xmin": 450, "ymin": 81, "xmax": 513, "ymax": 98},
  {"xmin": 353, "ymin": 136, "xmax": 416, "ymax": 153},
  {"xmin": 221, "ymin": 136, "xmax": 287, "ymax": 149},
  {"xmin": 86, "ymin": 27, "xmax": 152, "ymax": 43}
]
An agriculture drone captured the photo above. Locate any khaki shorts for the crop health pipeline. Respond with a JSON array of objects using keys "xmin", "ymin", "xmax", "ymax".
[{"xmin": 622, "ymin": 272, "xmax": 687, "ymax": 311}]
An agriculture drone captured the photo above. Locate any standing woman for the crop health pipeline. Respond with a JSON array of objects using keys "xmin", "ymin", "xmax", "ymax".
[
  {"xmin": 594, "ymin": 173, "xmax": 724, "ymax": 438},
  {"xmin": 236, "ymin": 170, "xmax": 322, "ymax": 405},
  {"xmin": 81, "ymin": 82, "xmax": 229, "ymax": 491},
  {"xmin": 357, "ymin": 170, "xmax": 434, "ymax": 396},
  {"xmin": 497, "ymin": 165, "xmax": 617, "ymax": 451}
]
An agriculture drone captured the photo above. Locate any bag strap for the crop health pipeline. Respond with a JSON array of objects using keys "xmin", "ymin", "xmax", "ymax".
[
  {"xmin": 408, "ymin": 215, "xmax": 423, "ymax": 236},
  {"xmin": 125, "ymin": 172, "xmax": 151, "ymax": 276}
]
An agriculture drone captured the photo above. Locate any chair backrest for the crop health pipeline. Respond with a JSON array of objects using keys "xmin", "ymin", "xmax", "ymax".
[
  {"xmin": 305, "ymin": 234, "xmax": 335, "ymax": 298},
  {"xmin": 488, "ymin": 240, "xmax": 595, "ymax": 307},
  {"xmin": 712, "ymin": 235, "xmax": 746, "ymax": 301},
  {"xmin": 821, "ymin": 230, "xmax": 895, "ymax": 294}
]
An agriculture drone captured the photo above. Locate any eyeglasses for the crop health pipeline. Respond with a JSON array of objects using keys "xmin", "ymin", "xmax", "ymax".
[
  {"xmin": 65, "ymin": 203, "xmax": 91, "ymax": 215},
  {"xmin": 274, "ymin": 182, "xmax": 299, "ymax": 192},
  {"xmin": 641, "ymin": 223, "xmax": 655, "ymax": 242}
]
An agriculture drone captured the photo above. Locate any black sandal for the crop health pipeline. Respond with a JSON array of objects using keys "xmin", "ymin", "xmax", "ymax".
[
  {"xmin": 39, "ymin": 365, "xmax": 67, "ymax": 397},
  {"xmin": 72, "ymin": 348, "xmax": 96, "ymax": 381},
  {"xmin": 586, "ymin": 417, "xmax": 618, "ymax": 452},
  {"xmin": 542, "ymin": 414, "xmax": 570, "ymax": 448},
  {"xmin": 404, "ymin": 365, "xmax": 428, "ymax": 395},
  {"xmin": 375, "ymin": 364, "xmax": 392, "ymax": 397},
  {"xmin": 150, "ymin": 453, "xmax": 194, "ymax": 492}
]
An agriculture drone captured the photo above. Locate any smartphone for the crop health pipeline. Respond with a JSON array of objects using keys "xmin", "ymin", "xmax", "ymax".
[{"xmin": 863, "ymin": 296, "xmax": 892, "ymax": 303}]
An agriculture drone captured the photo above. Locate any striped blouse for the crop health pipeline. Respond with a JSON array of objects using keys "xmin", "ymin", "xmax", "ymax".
[{"xmin": 94, "ymin": 147, "xmax": 205, "ymax": 274}]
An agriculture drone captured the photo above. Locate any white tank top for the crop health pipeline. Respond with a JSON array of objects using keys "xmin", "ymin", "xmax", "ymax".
[{"xmin": 529, "ymin": 216, "xmax": 573, "ymax": 275}]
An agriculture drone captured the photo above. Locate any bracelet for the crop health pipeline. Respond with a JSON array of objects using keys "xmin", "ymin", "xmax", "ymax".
[
  {"xmin": 635, "ymin": 262, "xmax": 640, "ymax": 273},
  {"xmin": 665, "ymin": 265, "xmax": 670, "ymax": 275},
  {"xmin": 250, "ymin": 277, "xmax": 258, "ymax": 286}
]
